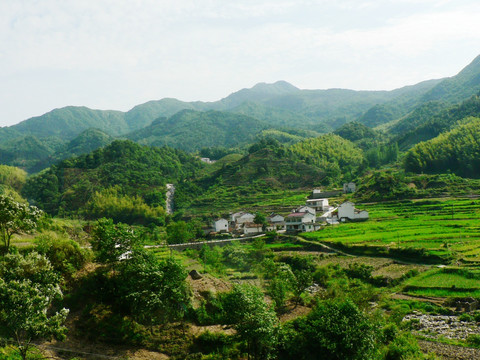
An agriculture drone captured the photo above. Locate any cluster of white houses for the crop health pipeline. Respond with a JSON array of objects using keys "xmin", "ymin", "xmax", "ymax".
[{"xmin": 208, "ymin": 188, "xmax": 368, "ymax": 236}]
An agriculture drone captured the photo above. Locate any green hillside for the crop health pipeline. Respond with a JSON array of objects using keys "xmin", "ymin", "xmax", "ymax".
[
  {"xmin": 396, "ymin": 94, "xmax": 480, "ymax": 150},
  {"xmin": 385, "ymin": 101, "xmax": 447, "ymax": 136},
  {"xmin": 334, "ymin": 121, "xmax": 382, "ymax": 149},
  {"xmin": 124, "ymin": 98, "xmax": 209, "ymax": 129},
  {"xmin": 22, "ymin": 140, "xmax": 205, "ymax": 217},
  {"xmin": 9, "ymin": 106, "xmax": 127, "ymax": 139},
  {"xmin": 126, "ymin": 109, "xmax": 271, "ymax": 151},
  {"xmin": 421, "ymin": 54, "xmax": 480, "ymax": 104},
  {"xmin": 404, "ymin": 117, "xmax": 480, "ymax": 177},
  {"xmin": 289, "ymin": 134, "xmax": 364, "ymax": 178}
]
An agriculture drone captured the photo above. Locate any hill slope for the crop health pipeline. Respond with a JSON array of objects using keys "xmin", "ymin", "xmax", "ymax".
[
  {"xmin": 22, "ymin": 140, "xmax": 205, "ymax": 215},
  {"xmin": 404, "ymin": 117, "xmax": 480, "ymax": 177},
  {"xmin": 126, "ymin": 110, "xmax": 271, "ymax": 152}
]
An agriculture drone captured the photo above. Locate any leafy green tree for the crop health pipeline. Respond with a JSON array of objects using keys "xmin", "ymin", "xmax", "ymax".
[
  {"xmin": 0, "ymin": 195, "xmax": 42, "ymax": 253},
  {"xmin": 265, "ymin": 262, "xmax": 295, "ymax": 312},
  {"xmin": 117, "ymin": 250, "xmax": 190, "ymax": 327},
  {"xmin": 91, "ymin": 218, "xmax": 141, "ymax": 265},
  {"xmin": 223, "ymin": 284, "xmax": 278, "ymax": 360},
  {"xmin": 35, "ymin": 231, "xmax": 90, "ymax": 278},
  {"xmin": 166, "ymin": 221, "xmax": 195, "ymax": 244},
  {"xmin": 0, "ymin": 252, "xmax": 68, "ymax": 360},
  {"xmin": 279, "ymin": 300, "xmax": 377, "ymax": 360},
  {"xmin": 254, "ymin": 212, "xmax": 267, "ymax": 225}
]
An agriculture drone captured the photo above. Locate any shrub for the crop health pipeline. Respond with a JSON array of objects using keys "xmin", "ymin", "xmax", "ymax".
[
  {"xmin": 467, "ymin": 334, "xmax": 480, "ymax": 348},
  {"xmin": 35, "ymin": 231, "xmax": 91, "ymax": 277}
]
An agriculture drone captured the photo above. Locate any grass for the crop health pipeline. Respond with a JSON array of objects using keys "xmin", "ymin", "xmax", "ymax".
[
  {"xmin": 301, "ymin": 198, "xmax": 480, "ymax": 263},
  {"xmin": 401, "ymin": 267, "xmax": 480, "ymax": 297},
  {"xmin": 184, "ymin": 186, "xmax": 316, "ymax": 216}
]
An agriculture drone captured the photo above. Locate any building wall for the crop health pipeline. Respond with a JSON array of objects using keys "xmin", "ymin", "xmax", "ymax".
[
  {"xmin": 214, "ymin": 219, "xmax": 229, "ymax": 232},
  {"xmin": 237, "ymin": 213, "xmax": 255, "ymax": 224},
  {"xmin": 244, "ymin": 226, "xmax": 263, "ymax": 235},
  {"xmin": 338, "ymin": 202, "xmax": 355, "ymax": 220}
]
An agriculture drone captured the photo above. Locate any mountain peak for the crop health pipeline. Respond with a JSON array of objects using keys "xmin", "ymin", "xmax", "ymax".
[{"xmin": 250, "ymin": 80, "xmax": 299, "ymax": 94}]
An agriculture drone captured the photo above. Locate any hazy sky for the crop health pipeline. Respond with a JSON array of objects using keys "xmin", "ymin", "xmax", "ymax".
[{"xmin": 1, "ymin": 0, "xmax": 480, "ymax": 126}]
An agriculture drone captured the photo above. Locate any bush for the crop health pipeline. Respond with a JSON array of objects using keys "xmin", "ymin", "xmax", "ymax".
[
  {"xmin": 467, "ymin": 334, "xmax": 480, "ymax": 348},
  {"xmin": 35, "ymin": 231, "xmax": 91, "ymax": 277},
  {"xmin": 384, "ymin": 333, "xmax": 424, "ymax": 360},
  {"xmin": 459, "ymin": 313, "xmax": 474, "ymax": 322}
]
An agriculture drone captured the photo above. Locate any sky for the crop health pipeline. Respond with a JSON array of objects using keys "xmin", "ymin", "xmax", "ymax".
[{"xmin": 1, "ymin": 0, "xmax": 480, "ymax": 126}]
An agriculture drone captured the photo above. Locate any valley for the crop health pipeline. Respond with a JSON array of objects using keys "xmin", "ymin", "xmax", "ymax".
[{"xmin": 1, "ymin": 54, "xmax": 480, "ymax": 360}]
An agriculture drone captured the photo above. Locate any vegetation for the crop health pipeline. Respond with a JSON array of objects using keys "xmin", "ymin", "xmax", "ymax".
[
  {"xmin": 127, "ymin": 109, "xmax": 271, "ymax": 152},
  {"xmin": 0, "ymin": 252, "xmax": 68, "ymax": 360},
  {"xmin": 3, "ymin": 55, "xmax": 480, "ymax": 359},
  {"xmin": 0, "ymin": 195, "xmax": 42, "ymax": 253},
  {"xmin": 22, "ymin": 140, "xmax": 204, "ymax": 220},
  {"xmin": 404, "ymin": 117, "xmax": 480, "ymax": 177}
]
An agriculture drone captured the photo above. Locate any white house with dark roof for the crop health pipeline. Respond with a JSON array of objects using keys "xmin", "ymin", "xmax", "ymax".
[
  {"xmin": 306, "ymin": 198, "xmax": 330, "ymax": 213},
  {"xmin": 243, "ymin": 223, "xmax": 264, "ymax": 235},
  {"xmin": 285, "ymin": 211, "xmax": 316, "ymax": 232},
  {"xmin": 266, "ymin": 213, "xmax": 285, "ymax": 231}
]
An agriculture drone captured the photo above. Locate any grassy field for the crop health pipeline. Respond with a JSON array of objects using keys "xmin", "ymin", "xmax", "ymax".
[
  {"xmin": 402, "ymin": 267, "xmax": 480, "ymax": 297},
  {"xmin": 301, "ymin": 197, "xmax": 480, "ymax": 263}
]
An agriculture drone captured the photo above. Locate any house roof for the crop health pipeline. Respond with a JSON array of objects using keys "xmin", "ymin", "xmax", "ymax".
[
  {"xmin": 243, "ymin": 222, "xmax": 263, "ymax": 228},
  {"xmin": 287, "ymin": 212, "xmax": 308, "ymax": 217}
]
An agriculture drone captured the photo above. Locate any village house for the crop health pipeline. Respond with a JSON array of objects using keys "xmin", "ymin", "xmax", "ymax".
[
  {"xmin": 305, "ymin": 198, "xmax": 330, "ymax": 213},
  {"xmin": 242, "ymin": 222, "xmax": 264, "ymax": 235},
  {"xmin": 212, "ymin": 218, "xmax": 229, "ymax": 233},
  {"xmin": 285, "ymin": 210, "xmax": 317, "ymax": 232},
  {"xmin": 231, "ymin": 212, "xmax": 255, "ymax": 224},
  {"xmin": 230, "ymin": 212, "xmax": 255, "ymax": 229},
  {"xmin": 337, "ymin": 201, "xmax": 368, "ymax": 221},
  {"xmin": 266, "ymin": 213, "xmax": 285, "ymax": 231}
]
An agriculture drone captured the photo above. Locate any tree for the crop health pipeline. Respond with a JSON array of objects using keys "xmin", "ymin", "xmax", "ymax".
[
  {"xmin": 90, "ymin": 218, "xmax": 141, "ymax": 265},
  {"xmin": 166, "ymin": 221, "xmax": 195, "ymax": 244},
  {"xmin": 279, "ymin": 300, "xmax": 377, "ymax": 360},
  {"xmin": 267, "ymin": 263, "xmax": 294, "ymax": 313},
  {"xmin": 0, "ymin": 195, "xmax": 42, "ymax": 253},
  {"xmin": 223, "ymin": 284, "xmax": 278, "ymax": 360},
  {"xmin": 0, "ymin": 252, "xmax": 68, "ymax": 360},
  {"xmin": 117, "ymin": 250, "xmax": 190, "ymax": 327}
]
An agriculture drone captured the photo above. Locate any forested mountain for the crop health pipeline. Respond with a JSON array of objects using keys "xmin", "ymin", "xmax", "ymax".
[
  {"xmin": 22, "ymin": 140, "xmax": 204, "ymax": 218},
  {"xmin": 126, "ymin": 110, "xmax": 272, "ymax": 152},
  {"xmin": 198, "ymin": 135, "xmax": 364, "ymax": 191},
  {"xmin": 334, "ymin": 121, "xmax": 382, "ymax": 144},
  {"xmin": 2, "ymin": 106, "xmax": 127, "ymax": 140},
  {"xmin": 1, "ymin": 54, "xmax": 480, "ymax": 177},
  {"xmin": 384, "ymin": 101, "xmax": 447, "ymax": 136},
  {"xmin": 420, "ymin": 54, "xmax": 480, "ymax": 104},
  {"xmin": 357, "ymin": 56, "xmax": 480, "ymax": 129},
  {"xmin": 395, "ymin": 94, "xmax": 480, "ymax": 150},
  {"xmin": 198, "ymin": 141, "xmax": 328, "ymax": 189},
  {"xmin": 404, "ymin": 117, "xmax": 480, "ymax": 177}
]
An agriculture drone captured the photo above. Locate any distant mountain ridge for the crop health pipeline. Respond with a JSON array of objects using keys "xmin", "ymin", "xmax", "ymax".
[{"xmin": 1, "ymin": 54, "xmax": 480, "ymax": 173}]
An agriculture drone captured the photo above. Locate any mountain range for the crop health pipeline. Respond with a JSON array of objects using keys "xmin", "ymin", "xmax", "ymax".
[{"xmin": 1, "ymin": 54, "xmax": 480, "ymax": 173}]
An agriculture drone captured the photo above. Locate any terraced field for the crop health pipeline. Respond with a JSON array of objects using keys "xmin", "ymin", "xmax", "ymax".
[
  {"xmin": 403, "ymin": 267, "xmax": 480, "ymax": 297},
  {"xmin": 302, "ymin": 198, "xmax": 480, "ymax": 263}
]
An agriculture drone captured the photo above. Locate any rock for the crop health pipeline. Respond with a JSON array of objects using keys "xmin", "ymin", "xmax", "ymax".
[{"xmin": 189, "ymin": 270, "xmax": 203, "ymax": 280}]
